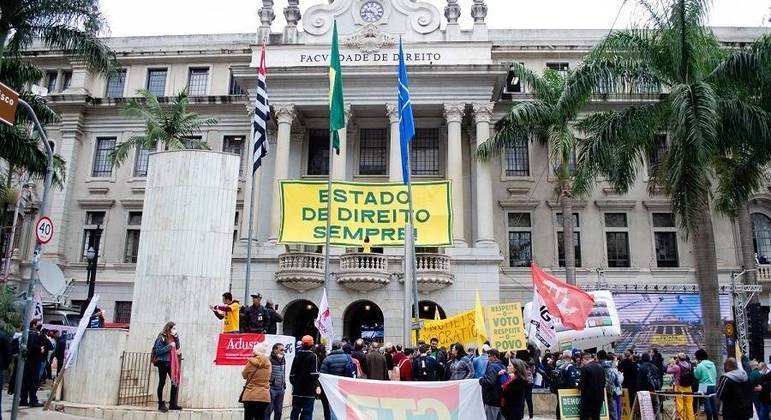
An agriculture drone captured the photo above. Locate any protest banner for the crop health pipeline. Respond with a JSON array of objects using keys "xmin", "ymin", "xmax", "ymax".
[
  {"xmin": 622, "ymin": 389, "xmax": 632, "ymax": 420},
  {"xmin": 319, "ymin": 374, "xmax": 484, "ymax": 420},
  {"xmin": 411, "ymin": 309, "xmax": 476, "ymax": 348},
  {"xmin": 214, "ymin": 333, "xmax": 295, "ymax": 366},
  {"xmin": 279, "ymin": 180, "xmax": 452, "ymax": 247},
  {"xmin": 558, "ymin": 389, "xmax": 609, "ymax": 420},
  {"xmin": 486, "ymin": 303, "xmax": 526, "ymax": 352}
]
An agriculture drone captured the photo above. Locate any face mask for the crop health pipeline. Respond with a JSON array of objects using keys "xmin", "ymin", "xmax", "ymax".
[{"xmin": 171, "ymin": 328, "xmax": 177, "ymax": 336}]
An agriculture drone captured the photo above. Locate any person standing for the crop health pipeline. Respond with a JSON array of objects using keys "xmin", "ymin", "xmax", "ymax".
[
  {"xmin": 428, "ymin": 338, "xmax": 447, "ymax": 380},
  {"xmin": 243, "ymin": 293, "xmax": 268, "ymax": 334},
  {"xmin": 694, "ymin": 349, "xmax": 718, "ymax": 420},
  {"xmin": 351, "ymin": 339, "xmax": 368, "ymax": 378},
  {"xmin": 153, "ymin": 322, "xmax": 182, "ymax": 412},
  {"xmin": 265, "ymin": 343, "xmax": 286, "ymax": 420},
  {"xmin": 413, "ymin": 344, "xmax": 440, "ymax": 381},
  {"xmin": 448, "ymin": 343, "xmax": 474, "ymax": 380},
  {"xmin": 265, "ymin": 300, "xmax": 283, "ymax": 335},
  {"xmin": 637, "ymin": 353, "xmax": 662, "ymax": 416},
  {"xmin": 210, "ymin": 292, "xmax": 241, "ymax": 333},
  {"xmin": 241, "ymin": 342, "xmax": 271, "ymax": 420},
  {"xmin": 717, "ymin": 357, "xmax": 754, "ymax": 420},
  {"xmin": 474, "ymin": 344, "xmax": 491, "ymax": 379},
  {"xmin": 54, "ymin": 331, "xmax": 66, "ymax": 378},
  {"xmin": 579, "ymin": 352, "xmax": 607, "ymax": 420},
  {"xmin": 366, "ymin": 343, "xmax": 389, "ymax": 380},
  {"xmin": 667, "ymin": 353, "xmax": 695, "ymax": 420},
  {"xmin": 398, "ymin": 348, "xmax": 414, "ymax": 381},
  {"xmin": 19, "ymin": 322, "xmax": 46, "ymax": 407},
  {"xmin": 289, "ymin": 335, "xmax": 319, "ymax": 420},
  {"xmin": 617, "ymin": 350, "xmax": 638, "ymax": 405},
  {"xmin": 501, "ymin": 361, "xmax": 527, "ymax": 420},
  {"xmin": 314, "ymin": 345, "xmax": 331, "ymax": 420},
  {"xmin": 320, "ymin": 340, "xmax": 355, "ymax": 377},
  {"xmin": 480, "ymin": 349, "xmax": 506, "ymax": 420},
  {"xmin": 598, "ymin": 350, "xmax": 622, "ymax": 420}
]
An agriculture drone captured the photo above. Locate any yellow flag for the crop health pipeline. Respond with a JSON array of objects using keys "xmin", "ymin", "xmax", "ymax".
[
  {"xmin": 475, "ymin": 290, "xmax": 488, "ymax": 350},
  {"xmin": 434, "ymin": 306, "xmax": 441, "ymax": 321}
]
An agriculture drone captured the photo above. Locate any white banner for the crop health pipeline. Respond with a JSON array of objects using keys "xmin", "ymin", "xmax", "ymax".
[
  {"xmin": 63, "ymin": 296, "xmax": 99, "ymax": 369},
  {"xmin": 527, "ymin": 286, "xmax": 557, "ymax": 351},
  {"xmin": 314, "ymin": 288, "xmax": 334, "ymax": 344},
  {"xmin": 318, "ymin": 374, "xmax": 484, "ymax": 420}
]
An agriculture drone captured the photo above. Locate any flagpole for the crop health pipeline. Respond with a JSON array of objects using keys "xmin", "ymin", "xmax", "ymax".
[{"xmin": 405, "ymin": 147, "xmax": 420, "ymax": 342}]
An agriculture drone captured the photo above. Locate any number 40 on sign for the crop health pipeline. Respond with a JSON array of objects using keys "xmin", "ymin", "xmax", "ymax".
[{"xmin": 35, "ymin": 216, "xmax": 54, "ymax": 244}]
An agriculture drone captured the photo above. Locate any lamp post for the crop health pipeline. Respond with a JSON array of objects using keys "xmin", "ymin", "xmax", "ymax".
[{"xmin": 84, "ymin": 224, "xmax": 102, "ymax": 310}]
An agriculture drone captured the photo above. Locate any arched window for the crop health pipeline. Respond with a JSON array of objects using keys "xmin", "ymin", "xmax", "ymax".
[
  {"xmin": 752, "ymin": 213, "xmax": 771, "ymax": 263},
  {"xmin": 343, "ymin": 300, "xmax": 384, "ymax": 343}
]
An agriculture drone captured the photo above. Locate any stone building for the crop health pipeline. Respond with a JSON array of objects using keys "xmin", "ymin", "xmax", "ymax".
[{"xmin": 6, "ymin": 0, "xmax": 771, "ymax": 345}]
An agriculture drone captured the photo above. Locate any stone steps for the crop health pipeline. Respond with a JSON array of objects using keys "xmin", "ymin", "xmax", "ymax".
[{"xmin": 50, "ymin": 401, "xmax": 246, "ymax": 420}]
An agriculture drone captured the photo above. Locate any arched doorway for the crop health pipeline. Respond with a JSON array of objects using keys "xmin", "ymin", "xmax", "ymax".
[
  {"xmin": 413, "ymin": 300, "xmax": 446, "ymax": 320},
  {"xmin": 343, "ymin": 300, "xmax": 384, "ymax": 343},
  {"xmin": 753, "ymin": 213, "xmax": 771, "ymax": 263},
  {"xmin": 282, "ymin": 300, "xmax": 319, "ymax": 342}
]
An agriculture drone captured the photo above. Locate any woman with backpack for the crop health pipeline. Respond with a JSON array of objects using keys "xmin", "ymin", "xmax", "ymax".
[
  {"xmin": 153, "ymin": 321, "xmax": 182, "ymax": 413},
  {"xmin": 694, "ymin": 349, "xmax": 718, "ymax": 420},
  {"xmin": 668, "ymin": 353, "xmax": 696, "ymax": 420}
]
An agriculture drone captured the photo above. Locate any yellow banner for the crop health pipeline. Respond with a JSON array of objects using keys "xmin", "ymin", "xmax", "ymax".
[
  {"xmin": 279, "ymin": 181, "xmax": 452, "ymax": 247},
  {"xmin": 486, "ymin": 303, "xmax": 527, "ymax": 352},
  {"xmin": 412, "ymin": 310, "xmax": 477, "ymax": 348}
]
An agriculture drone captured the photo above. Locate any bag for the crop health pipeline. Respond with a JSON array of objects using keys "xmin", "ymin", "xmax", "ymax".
[
  {"xmin": 646, "ymin": 365, "xmax": 662, "ymax": 391},
  {"xmin": 151, "ymin": 339, "xmax": 158, "ymax": 367},
  {"xmin": 418, "ymin": 356, "xmax": 436, "ymax": 381},
  {"xmin": 389, "ymin": 366, "xmax": 401, "ymax": 381},
  {"xmin": 549, "ymin": 368, "xmax": 562, "ymax": 394},
  {"xmin": 351, "ymin": 357, "xmax": 363, "ymax": 378},
  {"xmin": 678, "ymin": 362, "xmax": 695, "ymax": 388}
]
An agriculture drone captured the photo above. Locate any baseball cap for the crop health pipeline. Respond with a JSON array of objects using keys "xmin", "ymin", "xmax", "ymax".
[
  {"xmin": 482, "ymin": 344, "xmax": 491, "ymax": 352},
  {"xmin": 301, "ymin": 335, "xmax": 314, "ymax": 347},
  {"xmin": 562, "ymin": 350, "xmax": 573, "ymax": 358},
  {"xmin": 251, "ymin": 293, "xmax": 262, "ymax": 298}
]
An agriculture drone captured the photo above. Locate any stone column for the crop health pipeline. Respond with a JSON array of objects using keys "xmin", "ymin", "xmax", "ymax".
[
  {"xmin": 331, "ymin": 104, "xmax": 352, "ymax": 181},
  {"xmin": 444, "ymin": 103, "xmax": 466, "ymax": 247},
  {"xmin": 257, "ymin": 0, "xmax": 276, "ymax": 44},
  {"xmin": 283, "ymin": 0, "xmax": 301, "ymax": 44},
  {"xmin": 471, "ymin": 0, "xmax": 489, "ymax": 41},
  {"xmin": 444, "ymin": 0, "xmax": 461, "ymax": 41},
  {"xmin": 472, "ymin": 103, "xmax": 497, "ymax": 248},
  {"xmin": 63, "ymin": 60, "xmax": 89, "ymax": 95},
  {"xmin": 125, "ymin": 150, "xmax": 239, "ymax": 408},
  {"xmin": 386, "ymin": 102, "xmax": 402, "ymax": 182},
  {"xmin": 269, "ymin": 104, "xmax": 295, "ymax": 242}
]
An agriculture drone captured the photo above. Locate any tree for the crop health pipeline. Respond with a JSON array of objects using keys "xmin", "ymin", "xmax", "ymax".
[
  {"xmin": 574, "ymin": 0, "xmax": 771, "ymax": 366},
  {"xmin": 476, "ymin": 66, "xmax": 599, "ymax": 285},
  {"xmin": 110, "ymin": 89, "xmax": 218, "ymax": 166}
]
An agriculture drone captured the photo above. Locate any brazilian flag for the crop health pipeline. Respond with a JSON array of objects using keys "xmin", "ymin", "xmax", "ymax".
[{"xmin": 329, "ymin": 21, "xmax": 345, "ymax": 154}]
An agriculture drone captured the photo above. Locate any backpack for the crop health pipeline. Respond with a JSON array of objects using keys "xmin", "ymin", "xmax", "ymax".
[
  {"xmin": 550, "ymin": 365, "xmax": 564, "ymax": 393},
  {"xmin": 350, "ymin": 357, "xmax": 363, "ymax": 378},
  {"xmin": 417, "ymin": 356, "xmax": 437, "ymax": 381},
  {"xmin": 678, "ymin": 362, "xmax": 695, "ymax": 387},
  {"xmin": 646, "ymin": 365, "xmax": 662, "ymax": 391}
]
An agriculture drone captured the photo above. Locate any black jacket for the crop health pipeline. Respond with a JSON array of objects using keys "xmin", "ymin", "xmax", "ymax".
[
  {"xmin": 413, "ymin": 354, "xmax": 440, "ymax": 381},
  {"xmin": 26, "ymin": 331, "xmax": 47, "ymax": 362},
  {"xmin": 638, "ymin": 361, "xmax": 661, "ymax": 391},
  {"xmin": 351, "ymin": 350, "xmax": 368, "ymax": 376},
  {"xmin": 618, "ymin": 359, "xmax": 638, "ymax": 392},
  {"xmin": 290, "ymin": 349, "xmax": 319, "ymax": 397},
  {"xmin": 480, "ymin": 361, "xmax": 506, "ymax": 406},
  {"xmin": 0, "ymin": 333, "xmax": 11, "ymax": 370},
  {"xmin": 718, "ymin": 369, "xmax": 754, "ymax": 420},
  {"xmin": 266, "ymin": 307, "xmax": 283, "ymax": 335},
  {"xmin": 320, "ymin": 349, "xmax": 353, "ymax": 377},
  {"xmin": 242, "ymin": 304, "xmax": 269, "ymax": 333},
  {"xmin": 579, "ymin": 362, "xmax": 607, "ymax": 404}
]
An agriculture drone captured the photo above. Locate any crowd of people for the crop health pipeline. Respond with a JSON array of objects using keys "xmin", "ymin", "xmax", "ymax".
[{"xmin": 210, "ymin": 292, "xmax": 283, "ymax": 334}]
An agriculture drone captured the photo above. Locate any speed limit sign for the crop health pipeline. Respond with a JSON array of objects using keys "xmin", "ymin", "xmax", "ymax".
[{"xmin": 35, "ymin": 216, "xmax": 54, "ymax": 244}]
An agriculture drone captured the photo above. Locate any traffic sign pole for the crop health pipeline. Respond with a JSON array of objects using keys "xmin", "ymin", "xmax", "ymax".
[{"xmin": 11, "ymin": 99, "xmax": 54, "ymax": 420}]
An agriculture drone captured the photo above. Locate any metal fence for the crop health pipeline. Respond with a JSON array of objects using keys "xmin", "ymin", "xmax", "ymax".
[{"xmin": 117, "ymin": 352, "xmax": 153, "ymax": 406}]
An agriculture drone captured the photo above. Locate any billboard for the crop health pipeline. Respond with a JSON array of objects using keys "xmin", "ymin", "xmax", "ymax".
[{"xmin": 612, "ymin": 293, "xmax": 733, "ymax": 356}]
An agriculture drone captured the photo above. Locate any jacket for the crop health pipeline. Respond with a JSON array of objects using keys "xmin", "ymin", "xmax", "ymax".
[
  {"xmin": 637, "ymin": 361, "xmax": 661, "ymax": 392},
  {"xmin": 366, "ymin": 351, "xmax": 389, "ymax": 380},
  {"xmin": 473, "ymin": 354, "xmax": 489, "ymax": 379},
  {"xmin": 242, "ymin": 355, "xmax": 271, "ymax": 403},
  {"xmin": 601, "ymin": 360, "xmax": 622, "ymax": 396},
  {"xmin": 242, "ymin": 304, "xmax": 269, "ymax": 333},
  {"xmin": 153, "ymin": 335, "xmax": 180, "ymax": 364},
  {"xmin": 266, "ymin": 306, "xmax": 283, "ymax": 334},
  {"xmin": 320, "ymin": 349, "xmax": 354, "ymax": 377},
  {"xmin": 289, "ymin": 349, "xmax": 319, "ymax": 397},
  {"xmin": 397, "ymin": 356, "xmax": 413, "ymax": 381},
  {"xmin": 667, "ymin": 361, "xmax": 692, "ymax": 387},
  {"xmin": 618, "ymin": 358, "xmax": 638, "ymax": 391},
  {"xmin": 0, "ymin": 333, "xmax": 11, "ymax": 370},
  {"xmin": 480, "ymin": 360, "xmax": 506, "ymax": 406},
  {"xmin": 501, "ymin": 376, "xmax": 527, "ymax": 408},
  {"xmin": 413, "ymin": 354, "xmax": 440, "ymax": 381},
  {"xmin": 555, "ymin": 360, "xmax": 579, "ymax": 390},
  {"xmin": 717, "ymin": 368, "xmax": 754, "ymax": 419},
  {"xmin": 579, "ymin": 362, "xmax": 607, "ymax": 404},
  {"xmin": 269, "ymin": 354, "xmax": 286, "ymax": 390},
  {"xmin": 695, "ymin": 360, "xmax": 717, "ymax": 386},
  {"xmin": 351, "ymin": 350, "xmax": 368, "ymax": 377},
  {"xmin": 449, "ymin": 357, "xmax": 475, "ymax": 380}
]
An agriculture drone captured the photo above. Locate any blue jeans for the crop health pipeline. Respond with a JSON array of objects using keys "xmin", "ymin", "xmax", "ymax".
[
  {"xmin": 265, "ymin": 388, "xmax": 284, "ymax": 420},
  {"xmin": 703, "ymin": 385, "xmax": 718, "ymax": 420},
  {"xmin": 289, "ymin": 396, "xmax": 314, "ymax": 420}
]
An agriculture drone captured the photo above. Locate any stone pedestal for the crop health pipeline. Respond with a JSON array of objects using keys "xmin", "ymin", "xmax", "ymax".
[
  {"xmin": 64, "ymin": 329, "xmax": 128, "ymax": 405},
  {"xmin": 125, "ymin": 150, "xmax": 240, "ymax": 408}
]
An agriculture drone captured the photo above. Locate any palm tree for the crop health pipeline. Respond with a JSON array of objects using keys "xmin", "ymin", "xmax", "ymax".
[
  {"xmin": 476, "ymin": 66, "xmax": 598, "ymax": 285},
  {"xmin": 0, "ymin": 0, "xmax": 115, "ymax": 71},
  {"xmin": 574, "ymin": 0, "xmax": 771, "ymax": 364},
  {"xmin": 110, "ymin": 89, "xmax": 218, "ymax": 166}
]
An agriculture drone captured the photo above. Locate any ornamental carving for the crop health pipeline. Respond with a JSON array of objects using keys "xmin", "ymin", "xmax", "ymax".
[
  {"xmin": 303, "ymin": 0, "xmax": 440, "ymax": 37},
  {"xmin": 342, "ymin": 24, "xmax": 396, "ymax": 53}
]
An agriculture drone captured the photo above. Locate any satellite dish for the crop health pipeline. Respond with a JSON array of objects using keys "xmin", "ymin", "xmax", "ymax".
[{"xmin": 38, "ymin": 260, "xmax": 66, "ymax": 297}]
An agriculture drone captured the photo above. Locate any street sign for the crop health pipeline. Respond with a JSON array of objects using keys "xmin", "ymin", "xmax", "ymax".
[
  {"xmin": 35, "ymin": 217, "xmax": 54, "ymax": 244},
  {"xmin": 411, "ymin": 320, "xmax": 424, "ymax": 330},
  {"xmin": 0, "ymin": 82, "xmax": 19, "ymax": 126}
]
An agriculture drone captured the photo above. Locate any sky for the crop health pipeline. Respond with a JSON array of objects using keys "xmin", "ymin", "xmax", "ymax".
[{"xmin": 100, "ymin": 0, "xmax": 771, "ymax": 37}]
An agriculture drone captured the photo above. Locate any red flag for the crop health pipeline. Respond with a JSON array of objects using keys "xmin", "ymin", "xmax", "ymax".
[{"xmin": 531, "ymin": 263, "xmax": 594, "ymax": 330}]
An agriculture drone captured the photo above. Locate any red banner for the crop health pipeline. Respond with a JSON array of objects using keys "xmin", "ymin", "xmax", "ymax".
[{"xmin": 214, "ymin": 333, "xmax": 296, "ymax": 365}]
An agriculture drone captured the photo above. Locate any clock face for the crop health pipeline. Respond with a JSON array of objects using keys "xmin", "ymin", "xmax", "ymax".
[{"xmin": 360, "ymin": 1, "xmax": 385, "ymax": 23}]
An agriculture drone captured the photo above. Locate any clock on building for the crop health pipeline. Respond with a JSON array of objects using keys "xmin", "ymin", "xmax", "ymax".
[{"xmin": 360, "ymin": 1, "xmax": 385, "ymax": 23}]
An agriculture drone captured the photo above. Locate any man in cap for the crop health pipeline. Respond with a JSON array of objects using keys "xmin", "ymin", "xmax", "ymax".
[
  {"xmin": 242, "ymin": 293, "xmax": 269, "ymax": 334},
  {"xmin": 289, "ymin": 335, "xmax": 319, "ymax": 420},
  {"xmin": 265, "ymin": 299, "xmax": 283, "ymax": 335}
]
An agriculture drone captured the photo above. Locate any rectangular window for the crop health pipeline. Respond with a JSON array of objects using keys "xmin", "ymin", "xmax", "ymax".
[
  {"xmin": 62, "ymin": 71, "xmax": 72, "ymax": 91},
  {"xmin": 229, "ymin": 73, "xmax": 244, "ymax": 95},
  {"xmin": 46, "ymin": 71, "xmax": 57, "ymax": 93},
  {"xmin": 114, "ymin": 301, "xmax": 132, "ymax": 324},
  {"xmin": 604, "ymin": 213, "xmax": 630, "ymax": 267},
  {"xmin": 505, "ymin": 131, "xmax": 530, "ymax": 177},
  {"xmin": 648, "ymin": 134, "xmax": 667, "ymax": 177},
  {"xmin": 546, "ymin": 62, "xmax": 570, "ymax": 72},
  {"xmin": 133, "ymin": 143, "xmax": 151, "ymax": 177},
  {"xmin": 146, "ymin": 69, "xmax": 167, "ymax": 97},
  {"xmin": 233, "ymin": 211, "xmax": 240, "ymax": 251},
  {"xmin": 182, "ymin": 136, "xmax": 204, "ymax": 150},
  {"xmin": 556, "ymin": 212, "xmax": 582, "ymax": 267},
  {"xmin": 124, "ymin": 211, "xmax": 142, "ymax": 263},
  {"xmin": 359, "ymin": 128, "xmax": 388, "ymax": 176},
  {"xmin": 187, "ymin": 68, "xmax": 209, "ymax": 96},
  {"xmin": 92, "ymin": 137, "xmax": 116, "ymax": 177},
  {"xmin": 507, "ymin": 213, "xmax": 532, "ymax": 267},
  {"xmin": 105, "ymin": 69, "xmax": 126, "ymax": 98},
  {"xmin": 411, "ymin": 128, "xmax": 441, "ymax": 176},
  {"xmin": 81, "ymin": 211, "xmax": 106, "ymax": 262},
  {"xmin": 652, "ymin": 212, "xmax": 679, "ymax": 267},
  {"xmin": 223, "ymin": 136, "xmax": 245, "ymax": 176},
  {"xmin": 307, "ymin": 129, "xmax": 330, "ymax": 176}
]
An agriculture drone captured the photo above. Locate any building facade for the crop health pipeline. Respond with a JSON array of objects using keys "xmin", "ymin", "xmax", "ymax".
[{"xmin": 6, "ymin": 0, "xmax": 771, "ymax": 345}]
